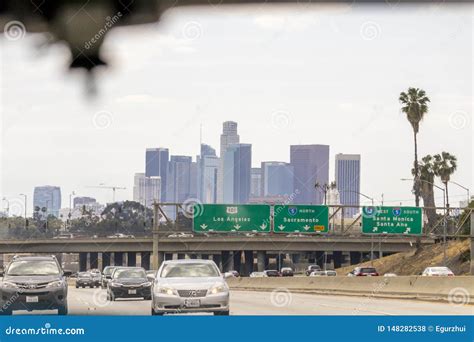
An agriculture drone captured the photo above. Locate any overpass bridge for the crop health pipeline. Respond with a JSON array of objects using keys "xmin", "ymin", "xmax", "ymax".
[{"xmin": 0, "ymin": 235, "xmax": 434, "ymax": 275}]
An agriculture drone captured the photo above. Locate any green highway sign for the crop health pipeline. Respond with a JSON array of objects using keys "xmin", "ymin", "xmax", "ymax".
[
  {"xmin": 193, "ymin": 204, "xmax": 271, "ymax": 232},
  {"xmin": 361, "ymin": 206, "xmax": 422, "ymax": 235},
  {"xmin": 273, "ymin": 205, "xmax": 329, "ymax": 234}
]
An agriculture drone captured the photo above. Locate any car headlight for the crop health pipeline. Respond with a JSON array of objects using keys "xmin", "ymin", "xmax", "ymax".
[
  {"xmin": 208, "ymin": 283, "xmax": 228, "ymax": 295},
  {"xmin": 155, "ymin": 286, "xmax": 177, "ymax": 296},
  {"xmin": 1, "ymin": 281, "xmax": 19, "ymax": 289},
  {"xmin": 46, "ymin": 280, "xmax": 64, "ymax": 288},
  {"xmin": 111, "ymin": 282, "xmax": 123, "ymax": 287},
  {"xmin": 141, "ymin": 282, "xmax": 152, "ymax": 287}
]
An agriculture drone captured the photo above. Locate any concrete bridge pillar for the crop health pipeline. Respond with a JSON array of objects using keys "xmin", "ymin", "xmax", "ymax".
[
  {"xmin": 89, "ymin": 252, "xmax": 99, "ymax": 269},
  {"xmin": 221, "ymin": 251, "xmax": 233, "ymax": 272},
  {"xmin": 244, "ymin": 250, "xmax": 254, "ymax": 276},
  {"xmin": 79, "ymin": 252, "xmax": 87, "ymax": 272},
  {"xmin": 127, "ymin": 252, "xmax": 137, "ymax": 267},
  {"xmin": 276, "ymin": 253, "xmax": 284, "ymax": 270},
  {"xmin": 114, "ymin": 252, "xmax": 124, "ymax": 267},
  {"xmin": 233, "ymin": 251, "xmax": 242, "ymax": 273},
  {"xmin": 212, "ymin": 254, "xmax": 222, "ymax": 271},
  {"xmin": 102, "ymin": 252, "xmax": 111, "ymax": 270},
  {"xmin": 333, "ymin": 251, "xmax": 342, "ymax": 269},
  {"xmin": 257, "ymin": 251, "xmax": 266, "ymax": 272},
  {"xmin": 141, "ymin": 252, "xmax": 151, "ymax": 270},
  {"xmin": 350, "ymin": 251, "xmax": 361, "ymax": 265}
]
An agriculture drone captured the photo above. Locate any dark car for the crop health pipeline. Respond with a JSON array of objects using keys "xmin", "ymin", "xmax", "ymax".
[
  {"xmin": 305, "ymin": 265, "xmax": 321, "ymax": 276},
  {"xmin": 101, "ymin": 266, "xmax": 117, "ymax": 289},
  {"xmin": 280, "ymin": 267, "xmax": 294, "ymax": 277},
  {"xmin": 75, "ymin": 272, "xmax": 94, "ymax": 288},
  {"xmin": 107, "ymin": 267, "xmax": 152, "ymax": 301},
  {"xmin": 348, "ymin": 267, "xmax": 379, "ymax": 276},
  {"xmin": 0, "ymin": 255, "xmax": 70, "ymax": 315},
  {"xmin": 263, "ymin": 270, "xmax": 280, "ymax": 277}
]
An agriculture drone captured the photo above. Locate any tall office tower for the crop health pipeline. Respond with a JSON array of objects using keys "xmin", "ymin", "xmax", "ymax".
[
  {"xmin": 133, "ymin": 173, "xmax": 162, "ymax": 207},
  {"xmin": 168, "ymin": 155, "xmax": 192, "ymax": 203},
  {"xmin": 250, "ymin": 168, "xmax": 262, "ymax": 198},
  {"xmin": 335, "ymin": 153, "xmax": 361, "ymax": 217},
  {"xmin": 197, "ymin": 144, "xmax": 219, "ymax": 204},
  {"xmin": 261, "ymin": 162, "xmax": 294, "ymax": 197},
  {"xmin": 217, "ymin": 121, "xmax": 240, "ymax": 203},
  {"xmin": 290, "ymin": 145, "xmax": 330, "ymax": 204},
  {"xmin": 145, "ymin": 148, "xmax": 169, "ymax": 201},
  {"xmin": 189, "ymin": 161, "xmax": 198, "ymax": 199},
  {"xmin": 223, "ymin": 143, "xmax": 252, "ymax": 204},
  {"xmin": 33, "ymin": 186, "xmax": 62, "ymax": 217}
]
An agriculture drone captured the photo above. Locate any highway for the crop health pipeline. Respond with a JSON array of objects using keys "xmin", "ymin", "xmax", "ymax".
[{"xmin": 10, "ymin": 287, "xmax": 473, "ymax": 316}]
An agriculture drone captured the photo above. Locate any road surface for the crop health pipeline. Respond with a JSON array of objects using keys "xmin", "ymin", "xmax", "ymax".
[{"xmin": 10, "ymin": 287, "xmax": 473, "ymax": 315}]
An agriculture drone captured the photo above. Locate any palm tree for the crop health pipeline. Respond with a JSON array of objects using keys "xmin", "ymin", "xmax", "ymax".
[
  {"xmin": 433, "ymin": 152, "xmax": 457, "ymax": 208},
  {"xmin": 399, "ymin": 88, "xmax": 430, "ymax": 207},
  {"xmin": 413, "ymin": 155, "xmax": 436, "ymax": 229}
]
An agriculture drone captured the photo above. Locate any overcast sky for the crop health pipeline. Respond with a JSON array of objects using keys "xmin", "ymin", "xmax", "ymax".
[{"xmin": 1, "ymin": 3, "xmax": 472, "ymax": 213}]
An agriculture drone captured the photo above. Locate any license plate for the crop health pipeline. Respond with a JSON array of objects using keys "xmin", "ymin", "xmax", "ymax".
[
  {"xmin": 26, "ymin": 296, "xmax": 38, "ymax": 303},
  {"xmin": 128, "ymin": 289, "xmax": 137, "ymax": 294},
  {"xmin": 184, "ymin": 299, "xmax": 200, "ymax": 308}
]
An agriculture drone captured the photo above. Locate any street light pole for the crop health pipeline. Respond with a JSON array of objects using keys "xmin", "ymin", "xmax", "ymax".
[
  {"xmin": 449, "ymin": 181, "xmax": 470, "ymax": 206},
  {"xmin": 19, "ymin": 194, "xmax": 27, "ymax": 229},
  {"xmin": 2, "ymin": 198, "xmax": 9, "ymax": 217}
]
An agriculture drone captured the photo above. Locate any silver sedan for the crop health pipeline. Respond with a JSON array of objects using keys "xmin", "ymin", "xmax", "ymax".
[{"xmin": 151, "ymin": 259, "xmax": 229, "ymax": 316}]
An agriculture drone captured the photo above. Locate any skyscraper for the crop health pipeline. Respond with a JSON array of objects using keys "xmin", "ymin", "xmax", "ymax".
[
  {"xmin": 33, "ymin": 186, "xmax": 61, "ymax": 217},
  {"xmin": 290, "ymin": 145, "xmax": 329, "ymax": 204},
  {"xmin": 145, "ymin": 148, "xmax": 169, "ymax": 201},
  {"xmin": 250, "ymin": 168, "xmax": 262, "ymax": 198},
  {"xmin": 335, "ymin": 153, "xmax": 361, "ymax": 217},
  {"xmin": 197, "ymin": 144, "xmax": 219, "ymax": 204},
  {"xmin": 261, "ymin": 162, "xmax": 294, "ymax": 197},
  {"xmin": 217, "ymin": 121, "xmax": 240, "ymax": 203},
  {"xmin": 133, "ymin": 173, "xmax": 161, "ymax": 207},
  {"xmin": 223, "ymin": 143, "xmax": 252, "ymax": 204},
  {"xmin": 168, "ymin": 155, "xmax": 192, "ymax": 203}
]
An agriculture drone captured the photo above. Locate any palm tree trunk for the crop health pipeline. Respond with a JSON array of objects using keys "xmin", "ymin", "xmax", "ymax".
[{"xmin": 413, "ymin": 131, "xmax": 420, "ymax": 207}]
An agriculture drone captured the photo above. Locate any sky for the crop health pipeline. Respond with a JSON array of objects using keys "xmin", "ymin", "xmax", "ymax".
[{"xmin": 0, "ymin": 3, "xmax": 472, "ymax": 214}]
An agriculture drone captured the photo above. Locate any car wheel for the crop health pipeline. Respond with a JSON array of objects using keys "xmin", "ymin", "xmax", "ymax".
[
  {"xmin": 90, "ymin": 285, "xmax": 93, "ymax": 288},
  {"xmin": 58, "ymin": 305, "xmax": 68, "ymax": 315},
  {"xmin": 75, "ymin": 285, "xmax": 78, "ymax": 288},
  {"xmin": 214, "ymin": 310, "xmax": 230, "ymax": 316}
]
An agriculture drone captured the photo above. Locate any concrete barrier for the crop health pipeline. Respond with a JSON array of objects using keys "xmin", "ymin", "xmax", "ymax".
[{"xmin": 227, "ymin": 276, "xmax": 474, "ymax": 304}]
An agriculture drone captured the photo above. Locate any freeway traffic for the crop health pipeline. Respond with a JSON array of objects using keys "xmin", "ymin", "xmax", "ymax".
[{"xmin": 7, "ymin": 287, "xmax": 472, "ymax": 316}]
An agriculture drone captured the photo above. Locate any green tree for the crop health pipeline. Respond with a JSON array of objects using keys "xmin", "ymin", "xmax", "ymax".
[
  {"xmin": 414, "ymin": 155, "xmax": 437, "ymax": 229},
  {"xmin": 399, "ymin": 88, "xmax": 430, "ymax": 207},
  {"xmin": 433, "ymin": 152, "xmax": 457, "ymax": 208}
]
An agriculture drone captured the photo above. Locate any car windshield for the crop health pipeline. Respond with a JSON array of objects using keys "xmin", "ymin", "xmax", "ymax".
[
  {"xmin": 103, "ymin": 267, "xmax": 115, "ymax": 275},
  {"xmin": 161, "ymin": 263, "xmax": 220, "ymax": 278},
  {"xmin": 431, "ymin": 267, "xmax": 450, "ymax": 272},
  {"xmin": 114, "ymin": 269, "xmax": 146, "ymax": 279},
  {"xmin": 361, "ymin": 268, "xmax": 377, "ymax": 273},
  {"xmin": 7, "ymin": 260, "xmax": 60, "ymax": 276}
]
